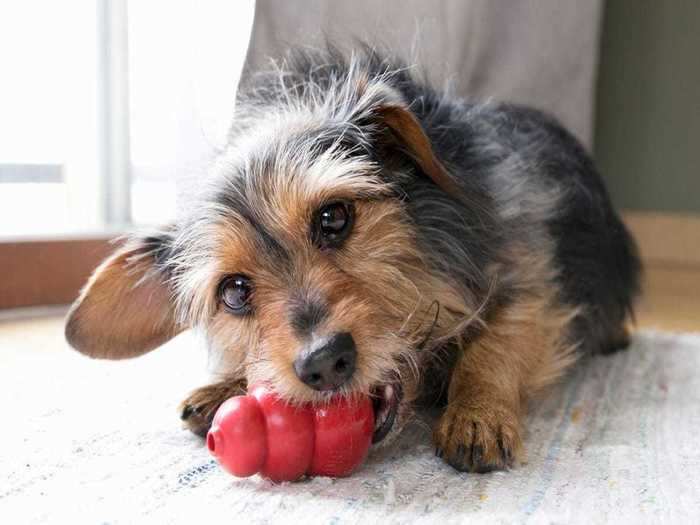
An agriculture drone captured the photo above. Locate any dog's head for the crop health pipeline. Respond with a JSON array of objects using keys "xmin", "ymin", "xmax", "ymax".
[{"xmin": 65, "ymin": 52, "xmax": 481, "ymax": 443}]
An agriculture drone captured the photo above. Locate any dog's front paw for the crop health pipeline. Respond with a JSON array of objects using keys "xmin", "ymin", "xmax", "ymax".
[
  {"xmin": 180, "ymin": 400, "xmax": 214, "ymax": 437},
  {"xmin": 433, "ymin": 401, "xmax": 522, "ymax": 473},
  {"xmin": 179, "ymin": 380, "xmax": 247, "ymax": 438}
]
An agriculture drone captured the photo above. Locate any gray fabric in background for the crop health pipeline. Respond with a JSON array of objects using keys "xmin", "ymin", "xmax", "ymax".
[{"xmin": 243, "ymin": 0, "xmax": 604, "ymax": 149}]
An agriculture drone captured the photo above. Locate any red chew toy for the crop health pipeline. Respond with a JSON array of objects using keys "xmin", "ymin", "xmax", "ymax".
[{"xmin": 207, "ymin": 384, "xmax": 374, "ymax": 482}]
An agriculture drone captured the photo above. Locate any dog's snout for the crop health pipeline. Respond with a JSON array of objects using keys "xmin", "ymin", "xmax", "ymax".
[{"xmin": 293, "ymin": 332, "xmax": 357, "ymax": 391}]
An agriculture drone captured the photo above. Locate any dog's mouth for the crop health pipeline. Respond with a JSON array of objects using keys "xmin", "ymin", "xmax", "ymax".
[{"xmin": 371, "ymin": 381, "xmax": 403, "ymax": 444}]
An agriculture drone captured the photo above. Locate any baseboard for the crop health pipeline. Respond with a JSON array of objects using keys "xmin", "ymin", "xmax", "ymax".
[
  {"xmin": 0, "ymin": 237, "xmax": 115, "ymax": 309},
  {"xmin": 622, "ymin": 211, "xmax": 700, "ymax": 267}
]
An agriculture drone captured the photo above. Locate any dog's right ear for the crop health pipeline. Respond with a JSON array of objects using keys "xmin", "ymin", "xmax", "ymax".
[
  {"xmin": 65, "ymin": 231, "xmax": 183, "ymax": 360},
  {"xmin": 373, "ymin": 103, "xmax": 462, "ymax": 198}
]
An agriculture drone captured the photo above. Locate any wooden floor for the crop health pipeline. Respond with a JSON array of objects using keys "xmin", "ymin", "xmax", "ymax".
[{"xmin": 635, "ymin": 263, "xmax": 700, "ymax": 332}]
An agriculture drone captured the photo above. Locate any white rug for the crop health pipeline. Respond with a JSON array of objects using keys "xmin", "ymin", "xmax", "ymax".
[{"xmin": 2, "ymin": 319, "xmax": 700, "ymax": 524}]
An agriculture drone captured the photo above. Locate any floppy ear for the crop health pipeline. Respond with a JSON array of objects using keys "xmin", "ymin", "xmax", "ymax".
[
  {"xmin": 375, "ymin": 104, "xmax": 462, "ymax": 197},
  {"xmin": 65, "ymin": 232, "xmax": 182, "ymax": 359}
]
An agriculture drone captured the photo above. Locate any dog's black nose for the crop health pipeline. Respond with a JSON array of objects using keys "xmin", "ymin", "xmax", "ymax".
[{"xmin": 293, "ymin": 332, "xmax": 357, "ymax": 391}]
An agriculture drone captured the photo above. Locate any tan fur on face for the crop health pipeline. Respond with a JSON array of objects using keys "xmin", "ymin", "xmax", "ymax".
[
  {"xmin": 199, "ymin": 192, "xmax": 477, "ymax": 407},
  {"xmin": 171, "ymin": 82, "xmax": 491, "ymax": 408}
]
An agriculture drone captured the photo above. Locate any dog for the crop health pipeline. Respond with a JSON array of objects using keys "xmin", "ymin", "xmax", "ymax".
[{"xmin": 65, "ymin": 46, "xmax": 641, "ymax": 473}]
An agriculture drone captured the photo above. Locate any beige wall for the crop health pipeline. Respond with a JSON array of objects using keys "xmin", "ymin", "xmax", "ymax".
[{"xmin": 595, "ymin": 0, "xmax": 700, "ymax": 213}]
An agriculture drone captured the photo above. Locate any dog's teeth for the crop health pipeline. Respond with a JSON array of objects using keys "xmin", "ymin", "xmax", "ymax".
[
  {"xmin": 384, "ymin": 385, "xmax": 394, "ymax": 402},
  {"xmin": 372, "ymin": 383, "xmax": 400, "ymax": 435}
]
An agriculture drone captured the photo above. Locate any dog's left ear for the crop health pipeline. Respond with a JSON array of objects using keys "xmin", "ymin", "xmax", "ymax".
[
  {"xmin": 65, "ymin": 231, "xmax": 182, "ymax": 360},
  {"xmin": 374, "ymin": 104, "xmax": 462, "ymax": 197}
]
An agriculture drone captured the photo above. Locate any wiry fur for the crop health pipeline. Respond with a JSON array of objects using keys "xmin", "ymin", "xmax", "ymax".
[{"xmin": 65, "ymin": 46, "xmax": 641, "ymax": 473}]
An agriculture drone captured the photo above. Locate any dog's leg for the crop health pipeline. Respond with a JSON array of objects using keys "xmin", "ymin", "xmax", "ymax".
[
  {"xmin": 179, "ymin": 378, "xmax": 248, "ymax": 437},
  {"xmin": 433, "ymin": 294, "xmax": 576, "ymax": 472}
]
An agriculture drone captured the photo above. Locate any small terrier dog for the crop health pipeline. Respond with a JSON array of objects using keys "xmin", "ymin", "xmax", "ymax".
[{"xmin": 65, "ymin": 47, "xmax": 640, "ymax": 473}]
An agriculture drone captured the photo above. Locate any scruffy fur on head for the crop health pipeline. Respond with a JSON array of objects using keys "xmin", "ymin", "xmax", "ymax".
[{"xmin": 66, "ymin": 46, "xmax": 640, "ymax": 473}]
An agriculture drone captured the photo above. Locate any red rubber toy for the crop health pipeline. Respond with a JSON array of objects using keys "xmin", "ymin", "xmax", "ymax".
[{"xmin": 206, "ymin": 383, "xmax": 374, "ymax": 482}]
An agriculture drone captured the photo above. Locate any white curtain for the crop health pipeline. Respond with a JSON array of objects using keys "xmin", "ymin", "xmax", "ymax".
[{"xmin": 127, "ymin": 0, "xmax": 255, "ymax": 222}]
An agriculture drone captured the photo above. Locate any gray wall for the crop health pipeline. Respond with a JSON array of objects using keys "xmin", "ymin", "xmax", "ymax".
[{"xmin": 595, "ymin": 0, "xmax": 700, "ymax": 213}]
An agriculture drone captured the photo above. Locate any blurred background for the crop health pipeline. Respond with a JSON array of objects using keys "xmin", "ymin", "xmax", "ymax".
[{"xmin": 0, "ymin": 0, "xmax": 698, "ymax": 329}]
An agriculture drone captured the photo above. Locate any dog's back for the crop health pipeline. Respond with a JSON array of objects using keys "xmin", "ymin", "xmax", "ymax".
[{"xmin": 410, "ymin": 97, "xmax": 641, "ymax": 354}]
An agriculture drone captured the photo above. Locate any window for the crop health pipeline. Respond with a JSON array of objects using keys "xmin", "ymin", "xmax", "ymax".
[
  {"xmin": 0, "ymin": 2, "xmax": 100, "ymax": 236},
  {"xmin": 0, "ymin": 0, "xmax": 254, "ymax": 237}
]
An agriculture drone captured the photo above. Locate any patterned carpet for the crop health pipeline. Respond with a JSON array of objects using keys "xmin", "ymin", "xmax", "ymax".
[{"xmin": 2, "ymin": 318, "xmax": 699, "ymax": 524}]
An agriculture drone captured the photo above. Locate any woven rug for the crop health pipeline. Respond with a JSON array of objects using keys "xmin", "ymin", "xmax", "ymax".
[{"xmin": 2, "ymin": 318, "xmax": 699, "ymax": 524}]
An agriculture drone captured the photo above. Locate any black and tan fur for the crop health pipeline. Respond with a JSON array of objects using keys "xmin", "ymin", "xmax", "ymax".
[{"xmin": 65, "ymin": 47, "xmax": 640, "ymax": 473}]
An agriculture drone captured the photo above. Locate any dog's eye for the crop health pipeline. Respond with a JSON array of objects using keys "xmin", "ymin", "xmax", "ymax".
[
  {"xmin": 218, "ymin": 274, "xmax": 253, "ymax": 314},
  {"xmin": 313, "ymin": 202, "xmax": 354, "ymax": 249}
]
